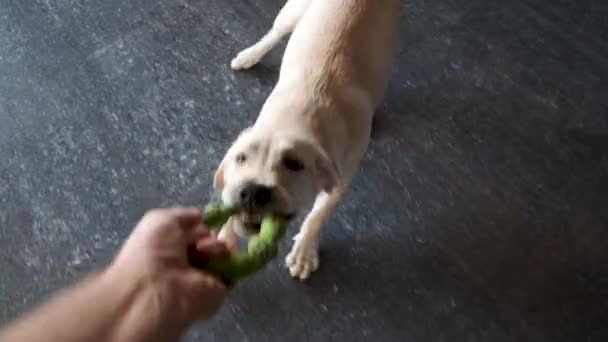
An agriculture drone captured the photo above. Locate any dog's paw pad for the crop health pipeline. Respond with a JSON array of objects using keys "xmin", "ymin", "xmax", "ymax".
[
  {"xmin": 230, "ymin": 49, "xmax": 260, "ymax": 70},
  {"xmin": 286, "ymin": 242, "xmax": 319, "ymax": 280}
]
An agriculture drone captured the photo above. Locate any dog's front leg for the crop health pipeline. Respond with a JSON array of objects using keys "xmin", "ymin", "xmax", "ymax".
[
  {"xmin": 217, "ymin": 217, "xmax": 238, "ymax": 252},
  {"xmin": 286, "ymin": 137, "xmax": 370, "ymax": 280},
  {"xmin": 286, "ymin": 189, "xmax": 344, "ymax": 280}
]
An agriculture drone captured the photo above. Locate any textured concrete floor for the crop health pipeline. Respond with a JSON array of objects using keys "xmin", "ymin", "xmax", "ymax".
[{"xmin": 1, "ymin": 0, "xmax": 607, "ymax": 341}]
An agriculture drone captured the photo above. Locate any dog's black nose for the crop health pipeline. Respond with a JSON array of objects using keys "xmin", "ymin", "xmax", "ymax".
[{"xmin": 239, "ymin": 183, "xmax": 272, "ymax": 208}]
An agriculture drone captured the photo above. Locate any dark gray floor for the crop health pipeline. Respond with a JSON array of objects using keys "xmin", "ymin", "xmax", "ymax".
[{"xmin": 1, "ymin": 0, "xmax": 607, "ymax": 341}]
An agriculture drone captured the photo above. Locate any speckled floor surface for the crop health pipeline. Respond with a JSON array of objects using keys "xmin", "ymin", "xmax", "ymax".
[{"xmin": 1, "ymin": 0, "xmax": 607, "ymax": 341}]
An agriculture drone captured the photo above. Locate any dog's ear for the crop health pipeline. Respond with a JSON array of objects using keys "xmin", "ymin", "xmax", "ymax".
[
  {"xmin": 213, "ymin": 158, "xmax": 226, "ymax": 190},
  {"xmin": 214, "ymin": 127, "xmax": 253, "ymax": 190},
  {"xmin": 315, "ymin": 149, "xmax": 341, "ymax": 193}
]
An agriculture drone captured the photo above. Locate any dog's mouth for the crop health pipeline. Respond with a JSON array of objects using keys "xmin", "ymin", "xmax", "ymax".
[
  {"xmin": 239, "ymin": 212, "xmax": 295, "ymax": 234},
  {"xmin": 242, "ymin": 214, "xmax": 262, "ymax": 233}
]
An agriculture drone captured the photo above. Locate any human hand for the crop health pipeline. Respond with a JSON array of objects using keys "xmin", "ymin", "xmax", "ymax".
[{"xmin": 106, "ymin": 207, "xmax": 228, "ymax": 337}]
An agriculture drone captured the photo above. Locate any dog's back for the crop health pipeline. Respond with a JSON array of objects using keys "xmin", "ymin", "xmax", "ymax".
[{"xmin": 280, "ymin": 0, "xmax": 401, "ymax": 108}]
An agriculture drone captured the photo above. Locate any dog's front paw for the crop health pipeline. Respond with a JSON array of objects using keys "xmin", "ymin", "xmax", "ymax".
[
  {"xmin": 230, "ymin": 48, "xmax": 261, "ymax": 70},
  {"xmin": 285, "ymin": 235, "xmax": 319, "ymax": 280},
  {"xmin": 217, "ymin": 229, "xmax": 238, "ymax": 253}
]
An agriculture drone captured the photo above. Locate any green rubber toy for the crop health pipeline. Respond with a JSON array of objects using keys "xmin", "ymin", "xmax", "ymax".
[{"xmin": 199, "ymin": 202, "xmax": 287, "ymax": 284}]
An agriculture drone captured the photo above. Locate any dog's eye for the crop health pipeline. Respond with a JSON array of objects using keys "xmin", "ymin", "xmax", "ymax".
[
  {"xmin": 236, "ymin": 153, "xmax": 247, "ymax": 164},
  {"xmin": 283, "ymin": 157, "xmax": 304, "ymax": 171}
]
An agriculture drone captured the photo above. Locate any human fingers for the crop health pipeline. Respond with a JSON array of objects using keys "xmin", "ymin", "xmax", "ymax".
[
  {"xmin": 167, "ymin": 207, "xmax": 202, "ymax": 229},
  {"xmin": 195, "ymin": 238, "xmax": 228, "ymax": 256},
  {"xmin": 187, "ymin": 237, "xmax": 228, "ymax": 271},
  {"xmin": 189, "ymin": 224, "xmax": 211, "ymax": 243}
]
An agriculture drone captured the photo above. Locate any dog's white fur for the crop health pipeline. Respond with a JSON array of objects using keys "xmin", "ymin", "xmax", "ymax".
[{"xmin": 215, "ymin": 0, "xmax": 400, "ymax": 280}]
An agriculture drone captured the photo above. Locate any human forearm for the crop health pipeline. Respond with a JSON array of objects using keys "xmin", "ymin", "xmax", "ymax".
[
  {"xmin": 0, "ymin": 269, "xmax": 187, "ymax": 342},
  {"xmin": 0, "ymin": 207, "xmax": 227, "ymax": 342}
]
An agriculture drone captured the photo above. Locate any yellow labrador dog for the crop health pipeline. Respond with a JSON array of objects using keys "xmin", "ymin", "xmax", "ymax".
[{"xmin": 213, "ymin": 0, "xmax": 400, "ymax": 280}]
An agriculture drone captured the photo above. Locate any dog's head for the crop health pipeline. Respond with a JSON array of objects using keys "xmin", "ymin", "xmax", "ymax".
[{"xmin": 214, "ymin": 127, "xmax": 339, "ymax": 236}]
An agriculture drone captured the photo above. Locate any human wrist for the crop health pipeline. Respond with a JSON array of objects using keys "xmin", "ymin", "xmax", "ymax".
[{"xmin": 100, "ymin": 265, "xmax": 191, "ymax": 342}]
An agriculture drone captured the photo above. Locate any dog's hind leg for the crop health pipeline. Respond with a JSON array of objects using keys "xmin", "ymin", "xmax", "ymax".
[{"xmin": 231, "ymin": 0, "xmax": 311, "ymax": 70}]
